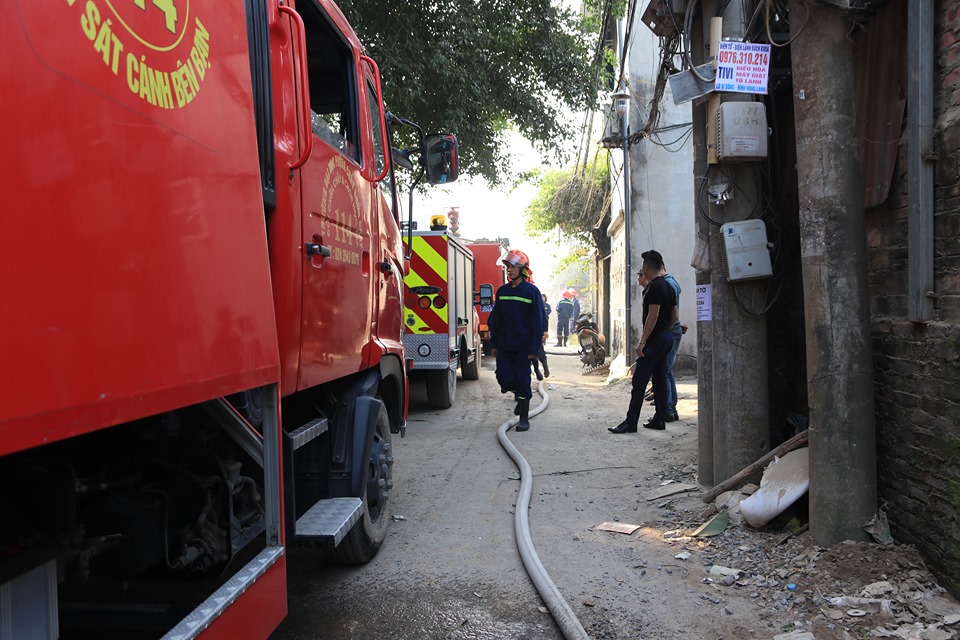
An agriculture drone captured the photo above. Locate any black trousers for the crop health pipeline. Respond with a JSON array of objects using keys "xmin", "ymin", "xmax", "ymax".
[{"xmin": 623, "ymin": 330, "xmax": 674, "ymax": 427}]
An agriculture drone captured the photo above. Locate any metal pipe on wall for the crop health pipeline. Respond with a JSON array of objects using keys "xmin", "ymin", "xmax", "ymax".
[{"xmin": 908, "ymin": 0, "xmax": 934, "ymax": 322}]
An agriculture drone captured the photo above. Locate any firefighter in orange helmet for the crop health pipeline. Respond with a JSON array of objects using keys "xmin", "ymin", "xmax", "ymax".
[
  {"xmin": 488, "ymin": 250, "xmax": 544, "ymax": 432},
  {"xmin": 555, "ymin": 290, "xmax": 575, "ymax": 347}
]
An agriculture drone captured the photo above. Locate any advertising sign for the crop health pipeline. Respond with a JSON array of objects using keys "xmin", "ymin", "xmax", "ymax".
[
  {"xmin": 715, "ymin": 41, "xmax": 772, "ymax": 94},
  {"xmin": 696, "ymin": 284, "xmax": 712, "ymax": 322}
]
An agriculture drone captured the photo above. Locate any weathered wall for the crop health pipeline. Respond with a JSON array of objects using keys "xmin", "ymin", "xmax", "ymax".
[
  {"xmin": 624, "ymin": 21, "xmax": 697, "ymax": 359},
  {"xmin": 867, "ymin": 0, "xmax": 960, "ymax": 592}
]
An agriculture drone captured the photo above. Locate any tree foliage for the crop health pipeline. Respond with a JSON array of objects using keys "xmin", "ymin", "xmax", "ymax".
[
  {"xmin": 524, "ymin": 157, "xmax": 612, "ymax": 255},
  {"xmin": 337, "ymin": 0, "xmax": 615, "ymax": 185}
]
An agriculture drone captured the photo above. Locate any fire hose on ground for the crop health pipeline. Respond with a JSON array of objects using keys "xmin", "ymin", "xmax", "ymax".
[{"xmin": 497, "ymin": 380, "xmax": 591, "ymax": 640}]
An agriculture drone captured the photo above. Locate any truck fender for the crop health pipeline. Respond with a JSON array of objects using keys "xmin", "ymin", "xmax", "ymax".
[
  {"xmin": 349, "ymin": 395, "xmax": 384, "ymax": 498},
  {"xmin": 328, "ymin": 369, "xmax": 381, "ymax": 499}
]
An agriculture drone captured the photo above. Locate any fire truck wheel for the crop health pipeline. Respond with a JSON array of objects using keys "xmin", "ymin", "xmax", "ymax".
[
  {"xmin": 461, "ymin": 343, "xmax": 480, "ymax": 381},
  {"xmin": 332, "ymin": 403, "xmax": 393, "ymax": 564},
  {"xmin": 426, "ymin": 368, "xmax": 456, "ymax": 409},
  {"xmin": 227, "ymin": 390, "xmax": 263, "ymax": 427}
]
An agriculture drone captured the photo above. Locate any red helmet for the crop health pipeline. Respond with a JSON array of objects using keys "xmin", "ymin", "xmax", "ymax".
[
  {"xmin": 501, "ymin": 249, "xmax": 532, "ymax": 278},
  {"xmin": 568, "ymin": 288, "xmax": 578, "ymax": 297},
  {"xmin": 502, "ymin": 249, "xmax": 529, "ymax": 267},
  {"xmin": 562, "ymin": 291, "xmax": 571, "ymax": 299}
]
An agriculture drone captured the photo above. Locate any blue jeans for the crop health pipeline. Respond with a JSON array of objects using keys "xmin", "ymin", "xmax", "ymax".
[
  {"xmin": 665, "ymin": 331, "xmax": 682, "ymax": 415},
  {"xmin": 624, "ymin": 330, "xmax": 674, "ymax": 427}
]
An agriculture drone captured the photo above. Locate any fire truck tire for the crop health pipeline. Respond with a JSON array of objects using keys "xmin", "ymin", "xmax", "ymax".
[
  {"xmin": 332, "ymin": 403, "xmax": 393, "ymax": 564},
  {"xmin": 227, "ymin": 390, "xmax": 263, "ymax": 427},
  {"xmin": 461, "ymin": 344, "xmax": 480, "ymax": 381},
  {"xmin": 426, "ymin": 368, "xmax": 456, "ymax": 408}
]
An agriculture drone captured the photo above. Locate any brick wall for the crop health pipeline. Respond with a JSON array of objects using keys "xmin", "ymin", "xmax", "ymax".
[{"xmin": 867, "ymin": 0, "xmax": 960, "ymax": 593}]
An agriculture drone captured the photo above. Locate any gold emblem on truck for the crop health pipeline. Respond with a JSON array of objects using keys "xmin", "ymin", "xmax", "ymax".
[{"xmin": 69, "ymin": 0, "xmax": 211, "ymax": 109}]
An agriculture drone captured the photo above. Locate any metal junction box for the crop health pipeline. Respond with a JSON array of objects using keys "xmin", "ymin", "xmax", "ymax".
[
  {"xmin": 720, "ymin": 220, "xmax": 773, "ymax": 282},
  {"xmin": 716, "ymin": 102, "xmax": 768, "ymax": 161}
]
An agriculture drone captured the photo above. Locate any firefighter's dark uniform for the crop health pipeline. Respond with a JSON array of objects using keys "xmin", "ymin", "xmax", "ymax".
[{"xmin": 489, "ymin": 278, "xmax": 543, "ymax": 424}]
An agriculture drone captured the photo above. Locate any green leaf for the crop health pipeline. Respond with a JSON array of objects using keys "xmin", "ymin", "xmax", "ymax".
[
  {"xmin": 337, "ymin": 0, "xmax": 616, "ymax": 185},
  {"xmin": 691, "ymin": 511, "xmax": 729, "ymax": 538}
]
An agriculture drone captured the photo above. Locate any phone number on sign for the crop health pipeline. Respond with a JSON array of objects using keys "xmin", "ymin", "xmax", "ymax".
[{"xmin": 718, "ymin": 50, "xmax": 769, "ymax": 67}]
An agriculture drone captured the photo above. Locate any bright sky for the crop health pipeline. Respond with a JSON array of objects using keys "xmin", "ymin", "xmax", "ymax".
[{"xmin": 411, "ymin": 132, "xmax": 572, "ymax": 295}]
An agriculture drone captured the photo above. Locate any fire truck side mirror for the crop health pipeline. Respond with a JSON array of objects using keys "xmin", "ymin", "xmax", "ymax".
[
  {"xmin": 424, "ymin": 134, "xmax": 459, "ymax": 185},
  {"xmin": 477, "ymin": 283, "xmax": 494, "ymax": 307},
  {"xmin": 391, "ymin": 147, "xmax": 414, "ymax": 170}
]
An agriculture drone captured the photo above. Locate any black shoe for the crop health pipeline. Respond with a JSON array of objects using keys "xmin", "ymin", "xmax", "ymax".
[
  {"xmin": 535, "ymin": 369, "xmax": 543, "ymax": 381},
  {"xmin": 664, "ymin": 413, "xmax": 679, "ymax": 423},
  {"xmin": 643, "ymin": 417, "xmax": 666, "ymax": 430},
  {"xmin": 542, "ymin": 360, "xmax": 550, "ymax": 378},
  {"xmin": 608, "ymin": 421, "xmax": 637, "ymax": 434}
]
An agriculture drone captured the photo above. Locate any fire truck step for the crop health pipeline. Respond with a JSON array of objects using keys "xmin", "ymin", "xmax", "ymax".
[
  {"xmin": 294, "ymin": 497, "xmax": 363, "ymax": 546},
  {"xmin": 288, "ymin": 417, "xmax": 328, "ymax": 451},
  {"xmin": 163, "ymin": 546, "xmax": 283, "ymax": 640}
]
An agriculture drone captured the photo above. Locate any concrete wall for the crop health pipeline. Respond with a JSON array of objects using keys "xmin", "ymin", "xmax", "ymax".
[
  {"xmin": 621, "ymin": 23, "xmax": 697, "ymax": 360},
  {"xmin": 866, "ymin": 1, "xmax": 960, "ymax": 593}
]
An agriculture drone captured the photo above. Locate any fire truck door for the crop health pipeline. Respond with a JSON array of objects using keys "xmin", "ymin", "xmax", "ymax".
[
  {"xmin": 293, "ymin": 4, "xmax": 374, "ymax": 389},
  {"xmin": 365, "ymin": 78, "xmax": 402, "ymax": 344}
]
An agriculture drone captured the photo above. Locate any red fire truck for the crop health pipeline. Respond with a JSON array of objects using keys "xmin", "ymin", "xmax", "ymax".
[
  {"xmin": 466, "ymin": 240, "xmax": 510, "ymax": 355},
  {"xmin": 0, "ymin": 1, "xmax": 455, "ymax": 638}
]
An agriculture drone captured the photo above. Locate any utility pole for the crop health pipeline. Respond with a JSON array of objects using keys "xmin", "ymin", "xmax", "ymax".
[
  {"xmin": 706, "ymin": 0, "xmax": 771, "ymax": 481},
  {"xmin": 692, "ymin": 0, "xmax": 714, "ymax": 487},
  {"xmin": 789, "ymin": 1, "xmax": 876, "ymax": 545},
  {"xmin": 617, "ymin": 19, "xmax": 633, "ymax": 357},
  {"xmin": 623, "ymin": 109, "xmax": 632, "ymax": 355}
]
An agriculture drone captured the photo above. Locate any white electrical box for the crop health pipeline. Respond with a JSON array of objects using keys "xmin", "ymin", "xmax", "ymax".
[
  {"xmin": 716, "ymin": 102, "xmax": 768, "ymax": 161},
  {"xmin": 720, "ymin": 219, "xmax": 773, "ymax": 282}
]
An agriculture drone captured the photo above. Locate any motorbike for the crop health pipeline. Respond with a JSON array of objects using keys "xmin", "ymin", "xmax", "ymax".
[{"xmin": 575, "ymin": 313, "xmax": 606, "ymax": 368}]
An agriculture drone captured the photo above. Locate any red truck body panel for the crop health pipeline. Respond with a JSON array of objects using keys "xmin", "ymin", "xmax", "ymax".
[
  {"xmin": 2, "ymin": 0, "xmax": 280, "ymax": 454},
  {"xmin": 465, "ymin": 241, "xmax": 508, "ymax": 343}
]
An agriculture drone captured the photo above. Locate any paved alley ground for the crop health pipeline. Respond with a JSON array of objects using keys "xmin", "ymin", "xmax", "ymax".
[{"xmin": 271, "ymin": 347, "xmax": 959, "ymax": 640}]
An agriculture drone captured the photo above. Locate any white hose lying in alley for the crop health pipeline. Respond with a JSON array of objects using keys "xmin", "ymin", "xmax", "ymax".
[{"xmin": 497, "ymin": 381, "xmax": 591, "ymax": 640}]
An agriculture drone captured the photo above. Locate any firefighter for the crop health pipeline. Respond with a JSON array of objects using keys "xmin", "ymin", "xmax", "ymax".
[
  {"xmin": 531, "ymin": 294, "xmax": 551, "ymax": 380},
  {"xmin": 568, "ymin": 288, "xmax": 581, "ymax": 336},
  {"xmin": 489, "ymin": 250, "xmax": 544, "ymax": 432},
  {"xmin": 555, "ymin": 291, "xmax": 574, "ymax": 346}
]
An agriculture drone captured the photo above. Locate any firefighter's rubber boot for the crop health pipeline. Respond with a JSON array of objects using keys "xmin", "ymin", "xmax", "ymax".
[
  {"xmin": 542, "ymin": 358, "xmax": 550, "ymax": 378},
  {"xmin": 532, "ymin": 359, "xmax": 543, "ymax": 381},
  {"xmin": 514, "ymin": 395, "xmax": 521, "ymax": 415},
  {"xmin": 515, "ymin": 398, "xmax": 530, "ymax": 432}
]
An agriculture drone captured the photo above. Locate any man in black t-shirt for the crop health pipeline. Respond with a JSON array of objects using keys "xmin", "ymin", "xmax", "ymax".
[{"xmin": 609, "ymin": 250, "xmax": 678, "ymax": 433}]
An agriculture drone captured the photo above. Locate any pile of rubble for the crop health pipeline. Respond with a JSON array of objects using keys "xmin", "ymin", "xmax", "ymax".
[{"xmin": 647, "ymin": 465, "xmax": 960, "ymax": 639}]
